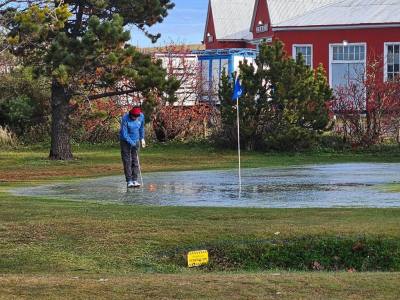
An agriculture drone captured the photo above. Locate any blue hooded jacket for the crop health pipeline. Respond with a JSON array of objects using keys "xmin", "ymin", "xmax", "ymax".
[{"xmin": 119, "ymin": 113, "xmax": 145, "ymax": 147}]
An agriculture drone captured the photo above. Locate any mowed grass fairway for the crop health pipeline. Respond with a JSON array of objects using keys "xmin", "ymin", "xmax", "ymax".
[
  {"xmin": 1, "ymin": 144, "xmax": 400, "ymax": 299},
  {"xmin": 2, "ymin": 143, "xmax": 400, "ymax": 182}
]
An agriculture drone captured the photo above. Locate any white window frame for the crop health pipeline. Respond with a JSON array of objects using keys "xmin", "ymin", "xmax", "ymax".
[
  {"xmin": 256, "ymin": 24, "xmax": 268, "ymax": 33},
  {"xmin": 384, "ymin": 42, "xmax": 400, "ymax": 81},
  {"xmin": 292, "ymin": 44, "xmax": 313, "ymax": 68},
  {"xmin": 329, "ymin": 42, "xmax": 367, "ymax": 88}
]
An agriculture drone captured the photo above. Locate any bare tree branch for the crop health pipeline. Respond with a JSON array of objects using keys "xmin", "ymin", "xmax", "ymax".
[{"xmin": 85, "ymin": 89, "xmax": 137, "ymax": 101}]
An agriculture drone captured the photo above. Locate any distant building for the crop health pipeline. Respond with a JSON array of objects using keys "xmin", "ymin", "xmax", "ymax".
[
  {"xmin": 204, "ymin": 0, "xmax": 256, "ymax": 49},
  {"xmin": 204, "ymin": 0, "xmax": 400, "ymax": 89},
  {"xmin": 155, "ymin": 52, "xmax": 200, "ymax": 106},
  {"xmin": 194, "ymin": 48, "xmax": 257, "ymax": 103}
]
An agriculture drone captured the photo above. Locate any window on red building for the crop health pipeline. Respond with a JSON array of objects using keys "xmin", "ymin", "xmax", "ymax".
[
  {"xmin": 293, "ymin": 45, "xmax": 313, "ymax": 67},
  {"xmin": 330, "ymin": 44, "xmax": 366, "ymax": 90},
  {"xmin": 385, "ymin": 43, "xmax": 400, "ymax": 80},
  {"xmin": 256, "ymin": 24, "xmax": 268, "ymax": 33}
]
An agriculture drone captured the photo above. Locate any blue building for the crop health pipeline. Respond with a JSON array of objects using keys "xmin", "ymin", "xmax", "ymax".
[{"xmin": 193, "ymin": 48, "xmax": 257, "ymax": 103}]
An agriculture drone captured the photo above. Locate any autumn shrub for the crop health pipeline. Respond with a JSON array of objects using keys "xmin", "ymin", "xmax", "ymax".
[
  {"xmin": 316, "ymin": 133, "xmax": 351, "ymax": 151},
  {"xmin": 71, "ymin": 99, "xmax": 125, "ymax": 144},
  {"xmin": 332, "ymin": 57, "xmax": 400, "ymax": 147},
  {"xmin": 0, "ymin": 68, "xmax": 50, "ymax": 138},
  {"xmin": 152, "ymin": 104, "xmax": 219, "ymax": 142}
]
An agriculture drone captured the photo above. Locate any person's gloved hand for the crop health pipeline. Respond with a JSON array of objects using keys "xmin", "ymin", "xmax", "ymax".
[{"xmin": 141, "ymin": 139, "xmax": 146, "ymax": 148}]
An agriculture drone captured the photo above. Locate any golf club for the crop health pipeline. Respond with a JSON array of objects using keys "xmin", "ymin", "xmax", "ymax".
[{"xmin": 137, "ymin": 146, "xmax": 144, "ymax": 188}]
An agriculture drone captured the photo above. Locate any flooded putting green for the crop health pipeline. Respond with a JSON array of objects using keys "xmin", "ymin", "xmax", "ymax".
[{"xmin": 11, "ymin": 163, "xmax": 400, "ymax": 208}]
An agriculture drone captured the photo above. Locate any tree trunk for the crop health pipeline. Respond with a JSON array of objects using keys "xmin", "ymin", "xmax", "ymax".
[
  {"xmin": 49, "ymin": 80, "xmax": 73, "ymax": 160},
  {"xmin": 397, "ymin": 125, "xmax": 400, "ymax": 145}
]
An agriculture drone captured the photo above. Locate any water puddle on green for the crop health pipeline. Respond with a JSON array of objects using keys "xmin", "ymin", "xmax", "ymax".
[{"xmin": 11, "ymin": 163, "xmax": 400, "ymax": 208}]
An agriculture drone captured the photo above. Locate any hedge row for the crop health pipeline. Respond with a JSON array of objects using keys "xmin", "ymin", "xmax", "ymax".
[{"xmin": 166, "ymin": 237, "xmax": 400, "ymax": 272}]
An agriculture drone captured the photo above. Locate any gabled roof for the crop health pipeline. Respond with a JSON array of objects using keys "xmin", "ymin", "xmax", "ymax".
[
  {"xmin": 268, "ymin": 0, "xmax": 339, "ymax": 26},
  {"xmin": 251, "ymin": 0, "xmax": 338, "ymax": 30},
  {"xmin": 274, "ymin": 0, "xmax": 400, "ymax": 28},
  {"xmin": 208, "ymin": 0, "xmax": 256, "ymax": 41},
  {"xmin": 250, "ymin": 0, "xmax": 400, "ymax": 31}
]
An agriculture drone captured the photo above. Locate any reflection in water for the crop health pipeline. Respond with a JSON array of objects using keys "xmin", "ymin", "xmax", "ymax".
[
  {"xmin": 147, "ymin": 184, "xmax": 158, "ymax": 193},
  {"xmin": 11, "ymin": 163, "xmax": 400, "ymax": 208}
]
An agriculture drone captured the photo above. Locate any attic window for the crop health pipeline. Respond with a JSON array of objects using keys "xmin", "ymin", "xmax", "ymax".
[
  {"xmin": 207, "ymin": 33, "xmax": 214, "ymax": 43},
  {"xmin": 256, "ymin": 22, "xmax": 268, "ymax": 33}
]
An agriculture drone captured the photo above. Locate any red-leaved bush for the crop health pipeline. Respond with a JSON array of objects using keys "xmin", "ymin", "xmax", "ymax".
[
  {"xmin": 332, "ymin": 57, "xmax": 400, "ymax": 147},
  {"xmin": 152, "ymin": 104, "xmax": 219, "ymax": 142}
]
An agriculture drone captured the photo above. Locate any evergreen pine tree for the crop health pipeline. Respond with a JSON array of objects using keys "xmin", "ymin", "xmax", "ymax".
[
  {"xmin": 219, "ymin": 40, "xmax": 332, "ymax": 151},
  {"xmin": 2, "ymin": 1, "xmax": 178, "ymax": 159}
]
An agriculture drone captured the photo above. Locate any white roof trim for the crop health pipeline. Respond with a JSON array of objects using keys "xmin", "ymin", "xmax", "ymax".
[{"xmin": 203, "ymin": 1, "xmax": 211, "ymax": 42}]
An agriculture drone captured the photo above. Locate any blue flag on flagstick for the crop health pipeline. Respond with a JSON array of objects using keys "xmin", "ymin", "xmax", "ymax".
[{"xmin": 232, "ymin": 77, "xmax": 243, "ymax": 101}]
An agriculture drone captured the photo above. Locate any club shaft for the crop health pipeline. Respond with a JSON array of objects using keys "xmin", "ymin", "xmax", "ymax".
[{"xmin": 137, "ymin": 150, "xmax": 143, "ymax": 187}]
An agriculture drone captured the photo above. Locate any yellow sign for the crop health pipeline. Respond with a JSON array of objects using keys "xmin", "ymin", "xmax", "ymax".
[{"xmin": 187, "ymin": 250, "xmax": 209, "ymax": 267}]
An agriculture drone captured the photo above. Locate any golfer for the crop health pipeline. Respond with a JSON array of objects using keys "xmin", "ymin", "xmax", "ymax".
[{"xmin": 119, "ymin": 106, "xmax": 146, "ymax": 188}]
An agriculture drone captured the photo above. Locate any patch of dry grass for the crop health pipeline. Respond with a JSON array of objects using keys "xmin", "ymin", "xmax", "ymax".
[
  {"xmin": 0, "ymin": 126, "xmax": 17, "ymax": 147},
  {"xmin": 1, "ymin": 273, "xmax": 400, "ymax": 299}
]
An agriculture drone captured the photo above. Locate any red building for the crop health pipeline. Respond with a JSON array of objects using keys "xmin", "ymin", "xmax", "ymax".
[
  {"xmin": 204, "ymin": 0, "xmax": 400, "ymax": 88},
  {"xmin": 204, "ymin": 0, "xmax": 256, "ymax": 49}
]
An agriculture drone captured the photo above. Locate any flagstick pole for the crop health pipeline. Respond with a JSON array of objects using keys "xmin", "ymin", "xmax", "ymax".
[{"xmin": 236, "ymin": 97, "xmax": 241, "ymax": 191}]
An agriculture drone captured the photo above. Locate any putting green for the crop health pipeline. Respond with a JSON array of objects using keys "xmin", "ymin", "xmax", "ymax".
[{"xmin": 11, "ymin": 163, "xmax": 400, "ymax": 208}]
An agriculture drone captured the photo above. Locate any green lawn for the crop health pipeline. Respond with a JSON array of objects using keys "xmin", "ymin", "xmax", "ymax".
[
  {"xmin": 2, "ymin": 142, "xmax": 400, "ymax": 183},
  {"xmin": 1, "ymin": 143, "xmax": 400, "ymax": 299},
  {"xmin": 383, "ymin": 183, "xmax": 400, "ymax": 193}
]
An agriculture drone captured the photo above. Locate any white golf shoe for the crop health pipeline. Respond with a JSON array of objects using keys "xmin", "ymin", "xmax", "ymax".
[
  {"xmin": 127, "ymin": 181, "xmax": 135, "ymax": 188},
  {"xmin": 133, "ymin": 181, "xmax": 141, "ymax": 188}
]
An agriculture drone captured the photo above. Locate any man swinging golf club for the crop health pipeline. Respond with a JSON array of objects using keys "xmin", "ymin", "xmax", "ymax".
[{"xmin": 119, "ymin": 106, "xmax": 145, "ymax": 188}]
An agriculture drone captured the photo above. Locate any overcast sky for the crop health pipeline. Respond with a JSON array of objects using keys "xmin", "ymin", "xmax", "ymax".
[{"xmin": 129, "ymin": 0, "xmax": 208, "ymax": 47}]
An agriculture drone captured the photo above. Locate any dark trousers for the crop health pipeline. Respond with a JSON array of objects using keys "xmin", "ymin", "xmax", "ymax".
[{"xmin": 120, "ymin": 140, "xmax": 139, "ymax": 182}]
